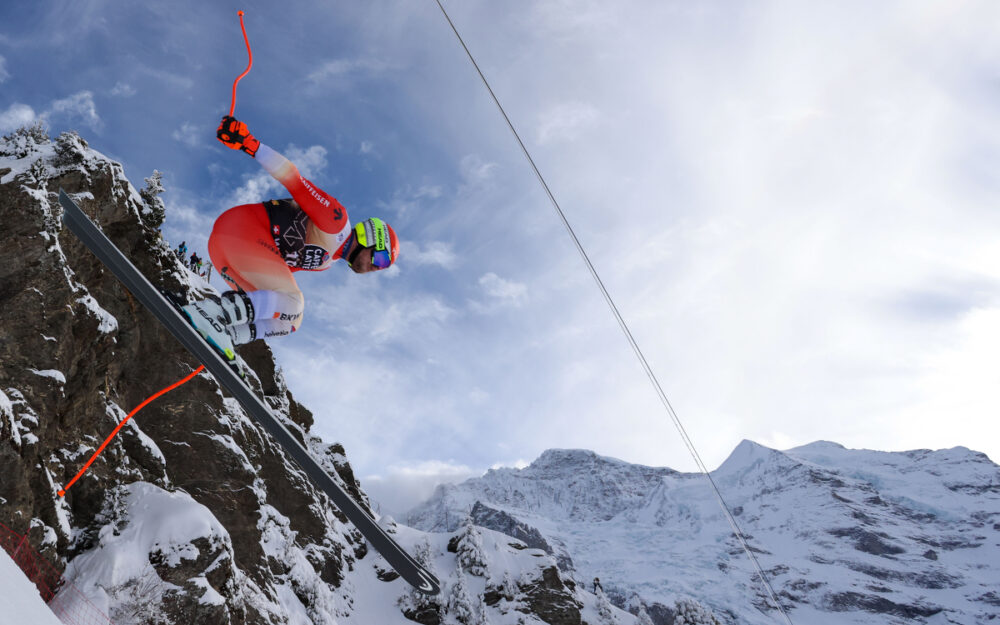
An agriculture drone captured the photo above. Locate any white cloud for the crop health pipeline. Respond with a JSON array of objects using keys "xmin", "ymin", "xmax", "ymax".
[
  {"xmin": 415, "ymin": 185, "xmax": 443, "ymax": 199},
  {"xmin": 407, "ymin": 241, "xmax": 456, "ymax": 268},
  {"xmin": 375, "ymin": 184, "xmax": 444, "ymax": 219},
  {"xmin": 0, "ymin": 56, "xmax": 9, "ymax": 83},
  {"xmin": 459, "ymin": 154, "xmax": 497, "ymax": 186},
  {"xmin": 283, "ymin": 144, "xmax": 328, "ymax": 179},
  {"xmin": 370, "ymin": 297, "xmax": 456, "ymax": 343},
  {"xmin": 45, "ymin": 90, "xmax": 101, "ymax": 131},
  {"xmin": 362, "ymin": 460, "xmax": 481, "ymax": 517},
  {"xmin": 360, "ymin": 140, "xmax": 375, "ymax": 155},
  {"xmin": 110, "ymin": 81, "xmax": 136, "ymax": 97},
  {"xmin": 0, "ymin": 103, "xmax": 36, "ymax": 132},
  {"xmin": 536, "ymin": 101, "xmax": 600, "ymax": 145},
  {"xmin": 163, "ymin": 199, "xmax": 208, "ymax": 230},
  {"xmin": 0, "ymin": 91, "xmax": 102, "ymax": 134},
  {"xmin": 230, "ymin": 172, "xmax": 278, "ymax": 207},
  {"xmin": 139, "ymin": 67, "xmax": 193, "ymax": 91},
  {"xmin": 307, "ymin": 58, "xmax": 393, "ymax": 85},
  {"xmin": 171, "ymin": 122, "xmax": 200, "ymax": 147},
  {"xmin": 228, "ymin": 144, "xmax": 328, "ymax": 205},
  {"xmin": 477, "ymin": 273, "xmax": 528, "ymax": 307}
]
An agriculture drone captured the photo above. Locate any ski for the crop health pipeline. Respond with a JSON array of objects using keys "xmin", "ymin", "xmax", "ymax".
[{"xmin": 58, "ymin": 189, "xmax": 440, "ymax": 596}]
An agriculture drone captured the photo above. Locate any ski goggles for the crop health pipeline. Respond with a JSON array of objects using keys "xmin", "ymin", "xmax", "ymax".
[
  {"xmin": 372, "ymin": 248, "xmax": 392, "ymax": 269},
  {"xmin": 348, "ymin": 243, "xmax": 392, "ymax": 269}
]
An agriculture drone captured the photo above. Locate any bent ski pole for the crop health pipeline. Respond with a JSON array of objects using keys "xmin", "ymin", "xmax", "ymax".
[{"xmin": 229, "ymin": 10, "xmax": 253, "ymax": 116}]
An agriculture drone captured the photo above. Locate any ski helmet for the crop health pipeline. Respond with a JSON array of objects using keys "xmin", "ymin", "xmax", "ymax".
[{"xmin": 348, "ymin": 217, "xmax": 399, "ymax": 269}]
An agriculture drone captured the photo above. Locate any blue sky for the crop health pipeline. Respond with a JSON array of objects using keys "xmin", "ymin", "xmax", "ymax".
[{"xmin": 3, "ymin": 1, "xmax": 999, "ymax": 515}]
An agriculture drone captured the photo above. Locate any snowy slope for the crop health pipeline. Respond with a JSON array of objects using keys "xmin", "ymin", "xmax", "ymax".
[
  {"xmin": 0, "ymin": 548, "xmax": 65, "ymax": 625},
  {"xmin": 405, "ymin": 442, "xmax": 1000, "ymax": 625},
  {"xmin": 333, "ymin": 513, "xmax": 645, "ymax": 625}
]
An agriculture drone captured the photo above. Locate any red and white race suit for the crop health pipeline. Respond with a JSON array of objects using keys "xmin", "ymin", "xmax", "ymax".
[{"xmin": 208, "ymin": 143, "xmax": 352, "ymax": 338}]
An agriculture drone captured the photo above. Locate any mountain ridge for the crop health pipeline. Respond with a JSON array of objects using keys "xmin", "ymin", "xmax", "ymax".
[{"xmin": 406, "ymin": 441, "xmax": 1000, "ymax": 625}]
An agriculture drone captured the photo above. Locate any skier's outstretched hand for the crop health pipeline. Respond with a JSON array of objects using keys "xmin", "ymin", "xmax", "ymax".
[{"xmin": 217, "ymin": 115, "xmax": 260, "ymax": 157}]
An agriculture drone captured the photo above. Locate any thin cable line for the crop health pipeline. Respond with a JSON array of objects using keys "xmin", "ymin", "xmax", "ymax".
[{"xmin": 432, "ymin": 2, "xmax": 793, "ymax": 623}]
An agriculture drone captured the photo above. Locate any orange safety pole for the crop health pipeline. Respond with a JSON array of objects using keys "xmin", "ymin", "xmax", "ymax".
[
  {"xmin": 229, "ymin": 10, "xmax": 253, "ymax": 117},
  {"xmin": 58, "ymin": 366, "xmax": 205, "ymax": 497}
]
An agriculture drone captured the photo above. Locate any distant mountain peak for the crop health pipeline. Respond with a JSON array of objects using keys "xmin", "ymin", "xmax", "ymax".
[
  {"xmin": 406, "ymin": 441, "xmax": 1000, "ymax": 625},
  {"xmin": 530, "ymin": 448, "xmax": 626, "ymax": 471},
  {"xmin": 790, "ymin": 440, "xmax": 847, "ymax": 452},
  {"xmin": 714, "ymin": 439, "xmax": 790, "ymax": 475}
]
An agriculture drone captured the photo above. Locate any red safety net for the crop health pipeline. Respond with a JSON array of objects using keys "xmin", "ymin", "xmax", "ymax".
[{"xmin": 0, "ymin": 522, "xmax": 115, "ymax": 625}]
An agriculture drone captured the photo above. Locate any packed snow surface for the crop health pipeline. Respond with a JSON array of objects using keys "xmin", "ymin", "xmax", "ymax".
[
  {"xmin": 61, "ymin": 482, "xmax": 232, "ymax": 618},
  {"xmin": 0, "ymin": 548, "xmax": 64, "ymax": 625}
]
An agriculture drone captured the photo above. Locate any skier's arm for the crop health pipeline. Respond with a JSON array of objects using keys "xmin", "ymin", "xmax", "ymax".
[
  {"xmin": 216, "ymin": 116, "xmax": 347, "ymax": 233},
  {"xmin": 254, "ymin": 144, "xmax": 348, "ymax": 233}
]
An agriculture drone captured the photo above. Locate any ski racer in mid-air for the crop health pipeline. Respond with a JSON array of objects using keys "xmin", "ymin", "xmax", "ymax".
[{"xmin": 181, "ymin": 116, "xmax": 400, "ymax": 365}]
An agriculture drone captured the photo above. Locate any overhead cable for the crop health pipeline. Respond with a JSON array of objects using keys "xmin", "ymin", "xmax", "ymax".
[{"xmin": 432, "ymin": 3, "xmax": 794, "ymax": 623}]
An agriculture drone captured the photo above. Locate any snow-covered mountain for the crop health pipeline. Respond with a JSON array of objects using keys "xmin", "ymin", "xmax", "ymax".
[{"xmin": 405, "ymin": 443, "xmax": 1000, "ymax": 625}]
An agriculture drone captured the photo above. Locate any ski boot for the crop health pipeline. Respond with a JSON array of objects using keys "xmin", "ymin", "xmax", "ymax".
[{"xmin": 180, "ymin": 291, "xmax": 253, "ymax": 375}]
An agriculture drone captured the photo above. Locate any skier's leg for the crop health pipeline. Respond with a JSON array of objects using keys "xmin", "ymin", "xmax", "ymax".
[
  {"xmin": 207, "ymin": 204, "xmax": 306, "ymax": 341},
  {"xmin": 227, "ymin": 290, "xmax": 304, "ymax": 342},
  {"xmin": 242, "ymin": 290, "xmax": 303, "ymax": 339},
  {"xmin": 207, "ymin": 203, "xmax": 281, "ymax": 293}
]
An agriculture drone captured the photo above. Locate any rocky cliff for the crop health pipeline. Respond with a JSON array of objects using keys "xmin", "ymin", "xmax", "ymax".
[{"xmin": 0, "ymin": 124, "xmax": 635, "ymax": 625}]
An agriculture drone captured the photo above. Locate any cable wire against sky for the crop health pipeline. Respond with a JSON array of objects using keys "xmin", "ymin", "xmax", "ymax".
[{"xmin": 432, "ymin": 2, "xmax": 794, "ymax": 623}]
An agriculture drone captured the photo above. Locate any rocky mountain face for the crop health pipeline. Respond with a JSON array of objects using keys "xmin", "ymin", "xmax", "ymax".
[
  {"xmin": 405, "ymin": 444, "xmax": 1000, "ymax": 625},
  {"xmin": 0, "ymin": 125, "xmax": 635, "ymax": 625}
]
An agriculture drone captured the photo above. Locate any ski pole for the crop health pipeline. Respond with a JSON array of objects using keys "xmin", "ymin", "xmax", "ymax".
[{"xmin": 229, "ymin": 10, "xmax": 253, "ymax": 116}]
